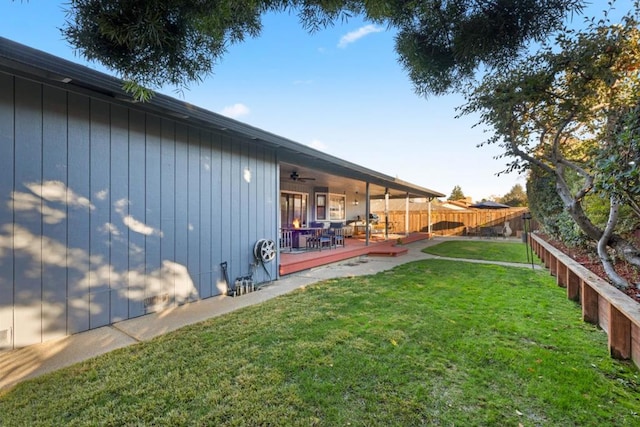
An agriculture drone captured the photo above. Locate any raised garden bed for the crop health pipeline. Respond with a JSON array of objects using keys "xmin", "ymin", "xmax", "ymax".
[
  {"xmin": 538, "ymin": 234, "xmax": 640, "ymax": 303},
  {"xmin": 529, "ymin": 233, "xmax": 640, "ymax": 369}
]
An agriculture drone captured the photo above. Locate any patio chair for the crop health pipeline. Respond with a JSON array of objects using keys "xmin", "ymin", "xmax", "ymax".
[
  {"xmin": 332, "ymin": 227, "xmax": 345, "ymax": 247},
  {"xmin": 307, "ymin": 228, "xmax": 334, "ymax": 251},
  {"xmin": 480, "ymin": 227, "xmax": 493, "ymax": 238}
]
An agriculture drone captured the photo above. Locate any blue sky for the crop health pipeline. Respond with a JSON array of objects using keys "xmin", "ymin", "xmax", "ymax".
[{"xmin": 0, "ymin": 1, "xmax": 632, "ymax": 201}]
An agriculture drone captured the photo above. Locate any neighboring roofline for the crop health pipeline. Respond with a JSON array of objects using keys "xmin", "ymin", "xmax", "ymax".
[{"xmin": 0, "ymin": 37, "xmax": 445, "ymax": 199}]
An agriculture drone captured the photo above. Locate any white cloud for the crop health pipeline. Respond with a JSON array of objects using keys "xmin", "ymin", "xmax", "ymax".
[
  {"xmin": 338, "ymin": 24, "xmax": 384, "ymax": 48},
  {"xmin": 308, "ymin": 139, "xmax": 328, "ymax": 151},
  {"xmin": 220, "ymin": 103, "xmax": 250, "ymax": 119}
]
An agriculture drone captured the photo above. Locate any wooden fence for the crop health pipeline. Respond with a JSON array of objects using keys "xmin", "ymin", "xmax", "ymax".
[
  {"xmin": 530, "ymin": 233, "xmax": 640, "ymax": 368},
  {"xmin": 373, "ymin": 207, "xmax": 532, "ymax": 236}
]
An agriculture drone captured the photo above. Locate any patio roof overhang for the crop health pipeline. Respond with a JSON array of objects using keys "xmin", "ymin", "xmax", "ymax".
[{"xmin": 0, "ymin": 37, "xmax": 445, "ymax": 200}]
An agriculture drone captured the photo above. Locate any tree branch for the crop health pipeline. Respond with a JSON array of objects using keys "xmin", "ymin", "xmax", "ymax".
[{"xmin": 597, "ymin": 197, "xmax": 631, "ymax": 289}]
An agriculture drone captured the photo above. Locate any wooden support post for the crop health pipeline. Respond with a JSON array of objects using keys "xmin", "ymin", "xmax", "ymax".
[
  {"xmin": 549, "ymin": 253, "xmax": 557, "ymax": 277},
  {"xmin": 566, "ymin": 270, "xmax": 580, "ymax": 301},
  {"xmin": 582, "ymin": 281, "xmax": 599, "ymax": 324},
  {"xmin": 632, "ymin": 324, "xmax": 640, "ymax": 368},
  {"xmin": 609, "ymin": 305, "xmax": 631, "ymax": 360},
  {"xmin": 556, "ymin": 261, "xmax": 567, "ymax": 287}
]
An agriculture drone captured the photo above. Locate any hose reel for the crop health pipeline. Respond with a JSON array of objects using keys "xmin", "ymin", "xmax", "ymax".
[
  {"xmin": 254, "ymin": 238, "xmax": 275, "ymax": 283},
  {"xmin": 254, "ymin": 239, "xmax": 276, "ymax": 263}
]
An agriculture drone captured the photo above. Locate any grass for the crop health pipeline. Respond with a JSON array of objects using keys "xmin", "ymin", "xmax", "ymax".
[
  {"xmin": 1, "ymin": 259, "xmax": 639, "ymax": 426},
  {"xmin": 423, "ymin": 239, "xmax": 539, "ymax": 264}
]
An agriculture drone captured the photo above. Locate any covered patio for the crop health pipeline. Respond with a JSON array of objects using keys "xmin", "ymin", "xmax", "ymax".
[
  {"xmin": 279, "ymin": 159, "xmax": 444, "ymax": 248},
  {"xmin": 277, "ymin": 155, "xmax": 444, "ymax": 276}
]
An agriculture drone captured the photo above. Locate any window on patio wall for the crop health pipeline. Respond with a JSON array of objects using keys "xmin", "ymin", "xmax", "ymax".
[{"xmin": 316, "ymin": 193, "xmax": 345, "ymax": 221}]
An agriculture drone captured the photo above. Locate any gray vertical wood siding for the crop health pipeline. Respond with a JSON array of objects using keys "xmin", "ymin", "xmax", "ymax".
[
  {"xmin": 109, "ymin": 105, "xmax": 130, "ymax": 323},
  {"xmin": 41, "ymin": 86, "xmax": 68, "ymax": 343},
  {"xmin": 0, "ymin": 73, "xmax": 14, "ymax": 350},
  {"xmin": 0, "ymin": 73, "xmax": 278, "ymax": 350},
  {"xmin": 13, "ymin": 78, "xmax": 43, "ymax": 347}
]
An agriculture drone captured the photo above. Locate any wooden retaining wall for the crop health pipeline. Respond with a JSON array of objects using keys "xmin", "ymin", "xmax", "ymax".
[{"xmin": 530, "ymin": 233, "xmax": 640, "ymax": 367}]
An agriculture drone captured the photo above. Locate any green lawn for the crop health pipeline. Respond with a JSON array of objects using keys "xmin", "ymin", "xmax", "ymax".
[
  {"xmin": 423, "ymin": 239, "xmax": 538, "ymax": 264},
  {"xmin": 1, "ymin": 260, "xmax": 638, "ymax": 426}
]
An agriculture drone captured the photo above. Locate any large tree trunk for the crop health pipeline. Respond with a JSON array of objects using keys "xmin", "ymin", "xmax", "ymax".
[
  {"xmin": 554, "ymin": 169, "xmax": 640, "ymax": 288},
  {"xmin": 597, "ymin": 197, "xmax": 631, "ymax": 290},
  {"xmin": 509, "ymin": 138, "xmax": 640, "ymax": 286}
]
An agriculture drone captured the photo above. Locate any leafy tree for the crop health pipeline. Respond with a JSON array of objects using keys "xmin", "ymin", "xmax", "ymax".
[
  {"xmin": 461, "ymin": 3, "xmax": 640, "ymax": 289},
  {"xmin": 60, "ymin": 0, "xmax": 585, "ymax": 99},
  {"xmin": 448, "ymin": 185, "xmax": 465, "ymax": 201},
  {"xmin": 499, "ymin": 184, "xmax": 527, "ymax": 207},
  {"xmin": 526, "ymin": 165, "xmax": 587, "ymax": 246}
]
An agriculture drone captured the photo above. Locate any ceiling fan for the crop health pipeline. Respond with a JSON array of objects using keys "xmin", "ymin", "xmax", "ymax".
[{"xmin": 290, "ymin": 171, "xmax": 316, "ymax": 183}]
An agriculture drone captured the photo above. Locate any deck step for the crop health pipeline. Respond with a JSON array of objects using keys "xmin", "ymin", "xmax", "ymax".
[{"xmin": 368, "ymin": 247, "xmax": 409, "ymax": 257}]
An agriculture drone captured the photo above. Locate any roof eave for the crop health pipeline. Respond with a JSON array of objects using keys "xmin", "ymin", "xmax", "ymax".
[{"xmin": 0, "ymin": 37, "xmax": 445, "ymax": 199}]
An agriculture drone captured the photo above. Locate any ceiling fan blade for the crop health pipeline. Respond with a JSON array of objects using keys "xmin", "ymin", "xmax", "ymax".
[{"xmin": 290, "ymin": 171, "xmax": 316, "ymax": 182}]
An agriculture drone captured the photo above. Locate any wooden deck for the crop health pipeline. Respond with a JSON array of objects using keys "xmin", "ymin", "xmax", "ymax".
[{"xmin": 279, "ymin": 233, "xmax": 431, "ymax": 276}]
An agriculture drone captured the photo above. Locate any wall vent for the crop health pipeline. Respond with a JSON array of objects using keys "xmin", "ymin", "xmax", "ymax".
[{"xmin": 144, "ymin": 294, "xmax": 169, "ymax": 308}]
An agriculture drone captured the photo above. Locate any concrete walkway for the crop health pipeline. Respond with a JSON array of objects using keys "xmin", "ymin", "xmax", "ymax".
[{"xmin": 1, "ymin": 237, "xmax": 537, "ymax": 391}]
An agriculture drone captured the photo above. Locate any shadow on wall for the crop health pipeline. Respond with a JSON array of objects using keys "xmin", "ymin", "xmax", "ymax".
[{"xmin": 0, "ymin": 180, "xmax": 220, "ymax": 352}]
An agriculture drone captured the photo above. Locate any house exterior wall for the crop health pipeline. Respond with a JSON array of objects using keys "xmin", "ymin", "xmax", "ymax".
[{"xmin": 0, "ymin": 72, "xmax": 278, "ymax": 350}]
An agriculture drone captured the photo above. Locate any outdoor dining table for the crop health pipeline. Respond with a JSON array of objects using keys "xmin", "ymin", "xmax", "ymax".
[{"xmin": 349, "ymin": 221, "xmax": 369, "ymax": 236}]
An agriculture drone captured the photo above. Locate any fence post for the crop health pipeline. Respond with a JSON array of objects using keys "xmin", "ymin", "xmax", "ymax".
[
  {"xmin": 567, "ymin": 270, "xmax": 580, "ymax": 301},
  {"xmin": 556, "ymin": 261, "xmax": 567, "ymax": 287},
  {"xmin": 582, "ymin": 281, "xmax": 599, "ymax": 324},
  {"xmin": 609, "ymin": 305, "xmax": 632, "ymax": 359}
]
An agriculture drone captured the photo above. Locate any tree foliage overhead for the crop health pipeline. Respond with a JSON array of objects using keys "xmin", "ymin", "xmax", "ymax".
[
  {"xmin": 499, "ymin": 184, "xmax": 527, "ymax": 207},
  {"xmin": 448, "ymin": 185, "xmax": 465, "ymax": 201},
  {"xmin": 462, "ymin": 2, "xmax": 640, "ymax": 289},
  {"xmin": 62, "ymin": 0, "xmax": 585, "ymax": 99},
  {"xmin": 392, "ymin": 0, "xmax": 585, "ymax": 96}
]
